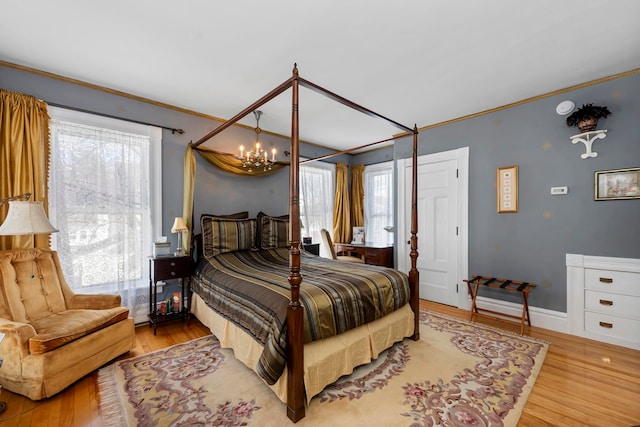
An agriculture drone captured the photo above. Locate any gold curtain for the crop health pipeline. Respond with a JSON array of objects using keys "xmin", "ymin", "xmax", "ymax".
[
  {"xmin": 193, "ymin": 145, "xmax": 287, "ymax": 176},
  {"xmin": 332, "ymin": 163, "xmax": 351, "ymax": 243},
  {"xmin": 0, "ymin": 89, "xmax": 51, "ymax": 250},
  {"xmin": 182, "ymin": 143, "xmax": 196, "ymax": 255},
  {"xmin": 181, "ymin": 144, "xmax": 288, "ymax": 254},
  {"xmin": 350, "ymin": 164, "xmax": 365, "ymax": 229}
]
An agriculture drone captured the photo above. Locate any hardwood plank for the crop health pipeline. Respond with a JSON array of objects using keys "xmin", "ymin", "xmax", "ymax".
[
  {"xmin": 419, "ymin": 300, "xmax": 640, "ymax": 427},
  {"xmin": 0, "ymin": 302, "xmax": 638, "ymax": 426}
]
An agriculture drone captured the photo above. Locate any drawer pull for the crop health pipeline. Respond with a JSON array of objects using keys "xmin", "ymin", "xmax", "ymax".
[
  {"xmin": 599, "ymin": 321, "xmax": 613, "ymax": 329},
  {"xmin": 599, "ymin": 277, "xmax": 613, "ymax": 284},
  {"xmin": 171, "ymin": 271, "xmax": 176, "ymax": 276},
  {"xmin": 170, "ymin": 262, "xmax": 176, "ymax": 267},
  {"xmin": 599, "ymin": 299, "xmax": 613, "ymax": 306}
]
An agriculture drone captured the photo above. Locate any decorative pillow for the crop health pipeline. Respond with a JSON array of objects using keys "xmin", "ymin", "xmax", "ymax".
[
  {"xmin": 200, "ymin": 211, "xmax": 249, "ymax": 221},
  {"xmin": 257, "ymin": 211, "xmax": 289, "ymax": 249},
  {"xmin": 201, "ymin": 217, "xmax": 256, "ymax": 258}
]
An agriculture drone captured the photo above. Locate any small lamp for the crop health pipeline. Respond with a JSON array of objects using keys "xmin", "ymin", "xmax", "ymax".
[
  {"xmin": 171, "ymin": 217, "xmax": 188, "ymax": 256},
  {"xmin": 0, "ymin": 196, "xmax": 58, "ymax": 236}
]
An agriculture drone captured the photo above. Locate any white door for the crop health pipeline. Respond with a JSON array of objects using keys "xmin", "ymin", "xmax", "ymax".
[{"xmin": 397, "ymin": 147, "xmax": 468, "ymax": 308}]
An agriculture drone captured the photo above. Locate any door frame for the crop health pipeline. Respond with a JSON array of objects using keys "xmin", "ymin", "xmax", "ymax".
[{"xmin": 396, "ymin": 147, "xmax": 470, "ymax": 310}]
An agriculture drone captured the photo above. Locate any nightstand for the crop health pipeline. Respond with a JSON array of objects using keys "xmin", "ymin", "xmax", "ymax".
[
  {"xmin": 302, "ymin": 243, "xmax": 320, "ymax": 256},
  {"xmin": 148, "ymin": 256, "xmax": 192, "ymax": 335}
]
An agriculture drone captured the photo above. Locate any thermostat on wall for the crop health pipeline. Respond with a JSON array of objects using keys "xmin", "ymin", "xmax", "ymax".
[{"xmin": 550, "ymin": 186, "xmax": 568, "ymax": 195}]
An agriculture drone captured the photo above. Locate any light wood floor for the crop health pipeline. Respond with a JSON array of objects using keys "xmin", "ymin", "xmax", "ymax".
[{"xmin": 0, "ymin": 300, "xmax": 638, "ymax": 426}]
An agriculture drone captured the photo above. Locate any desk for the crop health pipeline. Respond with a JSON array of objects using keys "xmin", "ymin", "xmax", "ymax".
[{"xmin": 334, "ymin": 242, "xmax": 394, "ymax": 268}]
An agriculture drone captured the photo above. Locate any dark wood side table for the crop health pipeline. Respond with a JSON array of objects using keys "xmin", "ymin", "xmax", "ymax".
[
  {"xmin": 148, "ymin": 255, "xmax": 192, "ymax": 335},
  {"xmin": 302, "ymin": 243, "xmax": 320, "ymax": 256}
]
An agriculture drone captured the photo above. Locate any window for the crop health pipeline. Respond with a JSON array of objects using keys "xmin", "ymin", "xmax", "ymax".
[
  {"xmin": 300, "ymin": 161, "xmax": 335, "ymax": 257},
  {"xmin": 48, "ymin": 107, "xmax": 162, "ymax": 324},
  {"xmin": 364, "ymin": 161, "xmax": 394, "ymax": 244}
]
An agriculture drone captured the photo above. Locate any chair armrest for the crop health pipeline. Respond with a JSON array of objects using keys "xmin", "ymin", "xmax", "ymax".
[
  {"xmin": 0, "ymin": 319, "xmax": 37, "ymax": 360},
  {"xmin": 66, "ymin": 294, "xmax": 122, "ymax": 310}
]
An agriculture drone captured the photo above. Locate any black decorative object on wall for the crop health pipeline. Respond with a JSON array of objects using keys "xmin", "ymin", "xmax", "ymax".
[{"xmin": 566, "ymin": 103, "xmax": 612, "ymax": 132}]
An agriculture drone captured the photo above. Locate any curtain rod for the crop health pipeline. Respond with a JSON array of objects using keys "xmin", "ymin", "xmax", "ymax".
[{"xmin": 46, "ymin": 102, "xmax": 185, "ymax": 135}]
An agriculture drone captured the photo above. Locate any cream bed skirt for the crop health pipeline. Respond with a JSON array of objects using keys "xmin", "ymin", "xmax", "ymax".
[{"xmin": 191, "ymin": 293, "xmax": 415, "ymax": 402}]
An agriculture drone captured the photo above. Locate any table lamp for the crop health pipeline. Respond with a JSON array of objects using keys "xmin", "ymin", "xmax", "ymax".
[
  {"xmin": 0, "ymin": 200, "xmax": 58, "ymax": 236},
  {"xmin": 171, "ymin": 217, "xmax": 188, "ymax": 256}
]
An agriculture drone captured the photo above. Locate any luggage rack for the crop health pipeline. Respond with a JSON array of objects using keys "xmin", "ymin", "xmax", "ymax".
[{"xmin": 463, "ymin": 275, "xmax": 537, "ymax": 334}]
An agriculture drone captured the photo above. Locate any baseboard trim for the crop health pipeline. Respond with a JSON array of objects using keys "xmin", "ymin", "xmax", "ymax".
[{"xmin": 474, "ymin": 296, "xmax": 568, "ymax": 334}]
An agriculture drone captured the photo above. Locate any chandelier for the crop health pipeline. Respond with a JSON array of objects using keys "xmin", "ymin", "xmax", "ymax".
[{"xmin": 238, "ymin": 110, "xmax": 276, "ymax": 172}]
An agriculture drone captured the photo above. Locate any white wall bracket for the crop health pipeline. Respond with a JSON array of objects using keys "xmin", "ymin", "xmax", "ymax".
[{"xmin": 570, "ymin": 129, "xmax": 607, "ymax": 159}]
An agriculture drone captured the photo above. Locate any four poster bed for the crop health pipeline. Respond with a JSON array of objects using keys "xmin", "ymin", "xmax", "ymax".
[{"xmin": 187, "ymin": 65, "xmax": 420, "ymax": 423}]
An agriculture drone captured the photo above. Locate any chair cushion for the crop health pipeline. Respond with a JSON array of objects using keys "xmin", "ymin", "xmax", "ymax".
[
  {"xmin": 0, "ymin": 250, "xmax": 67, "ymax": 323},
  {"xmin": 28, "ymin": 306, "xmax": 130, "ymax": 354}
]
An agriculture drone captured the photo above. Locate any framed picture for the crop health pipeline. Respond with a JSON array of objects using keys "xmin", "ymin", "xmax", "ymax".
[
  {"xmin": 352, "ymin": 226, "xmax": 365, "ymax": 244},
  {"xmin": 595, "ymin": 167, "xmax": 640, "ymax": 200},
  {"xmin": 497, "ymin": 165, "xmax": 518, "ymax": 213}
]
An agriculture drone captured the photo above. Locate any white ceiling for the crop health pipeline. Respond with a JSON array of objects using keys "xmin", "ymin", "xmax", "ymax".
[{"xmin": 2, "ymin": 0, "xmax": 639, "ymax": 151}]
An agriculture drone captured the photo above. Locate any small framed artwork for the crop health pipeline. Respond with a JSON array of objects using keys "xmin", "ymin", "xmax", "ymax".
[
  {"xmin": 497, "ymin": 165, "xmax": 518, "ymax": 213},
  {"xmin": 595, "ymin": 167, "xmax": 640, "ymax": 200},
  {"xmin": 352, "ymin": 227, "xmax": 365, "ymax": 244}
]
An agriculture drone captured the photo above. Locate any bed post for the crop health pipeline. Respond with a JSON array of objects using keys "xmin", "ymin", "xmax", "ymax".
[
  {"xmin": 409, "ymin": 125, "xmax": 420, "ymax": 340},
  {"xmin": 286, "ymin": 64, "xmax": 305, "ymax": 422}
]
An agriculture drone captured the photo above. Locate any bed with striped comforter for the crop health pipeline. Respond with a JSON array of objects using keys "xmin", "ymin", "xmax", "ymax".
[{"xmin": 191, "ymin": 247, "xmax": 411, "ymax": 385}]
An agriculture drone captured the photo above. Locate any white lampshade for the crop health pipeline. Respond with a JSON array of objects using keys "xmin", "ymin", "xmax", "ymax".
[
  {"xmin": 171, "ymin": 217, "xmax": 188, "ymax": 233},
  {"xmin": 0, "ymin": 201, "xmax": 58, "ymax": 235}
]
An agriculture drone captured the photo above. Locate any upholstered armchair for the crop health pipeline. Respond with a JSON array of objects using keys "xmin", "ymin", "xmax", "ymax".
[{"xmin": 0, "ymin": 248, "xmax": 135, "ymax": 400}]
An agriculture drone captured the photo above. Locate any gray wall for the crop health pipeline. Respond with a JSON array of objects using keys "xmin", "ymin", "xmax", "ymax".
[
  {"xmin": 0, "ymin": 64, "xmax": 348, "ymax": 240},
  {"xmin": 391, "ymin": 72, "xmax": 640, "ymax": 312},
  {"xmin": 2, "ymin": 64, "xmax": 639, "ymax": 313}
]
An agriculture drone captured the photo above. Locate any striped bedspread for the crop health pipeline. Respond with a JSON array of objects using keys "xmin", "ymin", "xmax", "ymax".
[{"xmin": 191, "ymin": 248, "xmax": 411, "ymax": 385}]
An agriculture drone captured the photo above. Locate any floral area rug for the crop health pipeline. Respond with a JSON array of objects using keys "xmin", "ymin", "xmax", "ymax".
[{"xmin": 98, "ymin": 310, "xmax": 548, "ymax": 426}]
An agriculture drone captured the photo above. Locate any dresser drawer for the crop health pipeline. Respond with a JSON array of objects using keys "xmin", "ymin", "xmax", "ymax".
[
  {"xmin": 584, "ymin": 311, "xmax": 640, "ymax": 344},
  {"xmin": 585, "ymin": 290, "xmax": 640, "ymax": 320},
  {"xmin": 584, "ymin": 268, "xmax": 640, "ymax": 296},
  {"xmin": 364, "ymin": 250, "xmax": 385, "ymax": 266},
  {"xmin": 153, "ymin": 257, "xmax": 192, "ymax": 281}
]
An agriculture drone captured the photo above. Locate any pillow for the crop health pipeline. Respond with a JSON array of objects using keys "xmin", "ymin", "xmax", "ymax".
[
  {"xmin": 201, "ymin": 216, "xmax": 256, "ymax": 258},
  {"xmin": 200, "ymin": 211, "xmax": 249, "ymax": 221},
  {"xmin": 257, "ymin": 211, "xmax": 289, "ymax": 249}
]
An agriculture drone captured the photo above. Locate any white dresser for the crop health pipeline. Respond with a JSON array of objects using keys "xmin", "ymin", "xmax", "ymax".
[{"xmin": 567, "ymin": 254, "xmax": 640, "ymax": 350}]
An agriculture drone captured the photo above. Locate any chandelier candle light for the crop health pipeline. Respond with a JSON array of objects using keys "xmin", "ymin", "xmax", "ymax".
[{"xmin": 238, "ymin": 110, "xmax": 276, "ymax": 172}]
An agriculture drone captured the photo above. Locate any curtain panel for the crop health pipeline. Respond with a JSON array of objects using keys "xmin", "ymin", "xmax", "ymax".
[
  {"xmin": 48, "ymin": 117, "xmax": 154, "ymax": 322},
  {"xmin": 332, "ymin": 163, "xmax": 351, "ymax": 243},
  {"xmin": 350, "ymin": 164, "xmax": 365, "ymax": 228},
  {"xmin": 0, "ymin": 89, "xmax": 51, "ymax": 250}
]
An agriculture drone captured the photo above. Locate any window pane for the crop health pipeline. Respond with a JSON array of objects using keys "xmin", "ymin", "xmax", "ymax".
[
  {"xmin": 364, "ymin": 162, "xmax": 394, "ymax": 244},
  {"xmin": 49, "ymin": 121, "xmax": 151, "ymax": 290},
  {"xmin": 48, "ymin": 108, "xmax": 161, "ymax": 325},
  {"xmin": 300, "ymin": 162, "xmax": 334, "ymax": 256}
]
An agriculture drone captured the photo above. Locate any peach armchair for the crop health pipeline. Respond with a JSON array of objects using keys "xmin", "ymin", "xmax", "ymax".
[{"xmin": 0, "ymin": 248, "xmax": 135, "ymax": 400}]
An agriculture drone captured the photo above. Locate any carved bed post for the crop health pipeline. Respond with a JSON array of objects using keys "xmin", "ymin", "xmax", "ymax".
[
  {"xmin": 286, "ymin": 64, "xmax": 305, "ymax": 422},
  {"xmin": 409, "ymin": 125, "xmax": 420, "ymax": 340}
]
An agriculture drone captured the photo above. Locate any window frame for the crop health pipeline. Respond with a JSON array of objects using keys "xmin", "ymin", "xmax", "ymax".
[
  {"xmin": 299, "ymin": 159, "xmax": 335, "ymax": 257},
  {"xmin": 48, "ymin": 107, "xmax": 163, "ymax": 243},
  {"xmin": 364, "ymin": 160, "xmax": 394, "ymax": 245}
]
